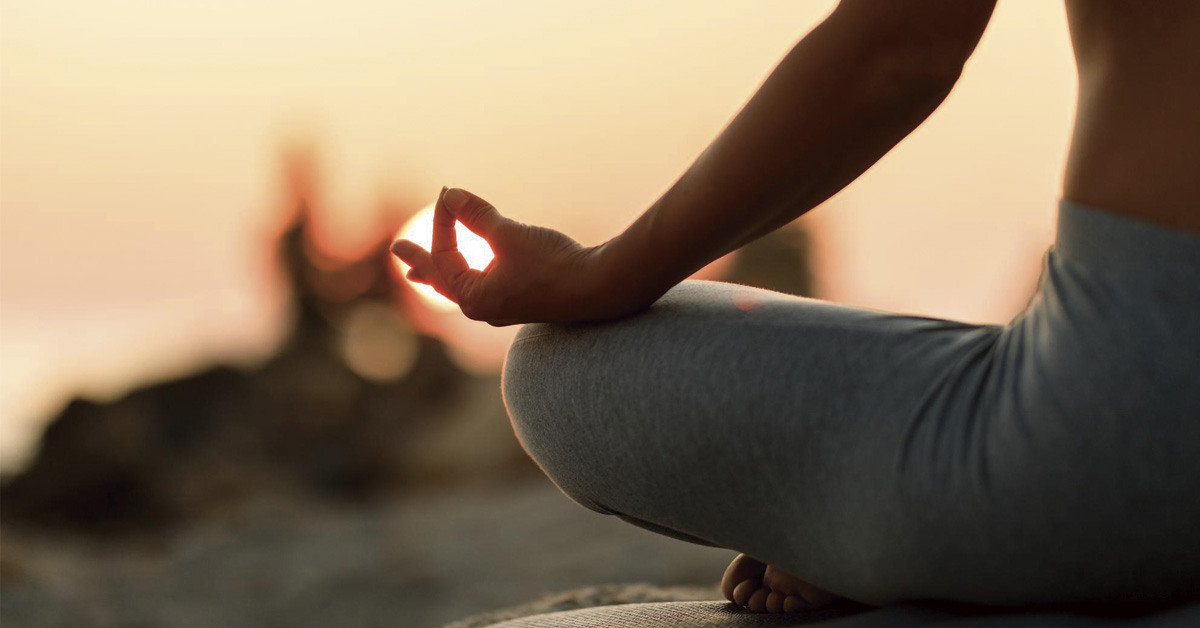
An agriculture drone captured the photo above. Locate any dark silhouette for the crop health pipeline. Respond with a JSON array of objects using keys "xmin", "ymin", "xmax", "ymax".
[
  {"xmin": 0, "ymin": 147, "xmax": 816, "ymax": 537},
  {"xmin": 0, "ymin": 149, "xmax": 521, "ymax": 535}
]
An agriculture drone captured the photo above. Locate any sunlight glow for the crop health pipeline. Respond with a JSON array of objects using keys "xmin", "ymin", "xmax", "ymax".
[{"xmin": 393, "ymin": 203, "xmax": 496, "ymax": 311}]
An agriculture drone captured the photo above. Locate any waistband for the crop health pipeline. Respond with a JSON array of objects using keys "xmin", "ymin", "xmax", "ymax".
[{"xmin": 1055, "ymin": 199, "xmax": 1200, "ymax": 278}]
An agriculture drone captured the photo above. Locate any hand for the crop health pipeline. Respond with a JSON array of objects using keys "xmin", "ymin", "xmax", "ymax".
[{"xmin": 390, "ymin": 187, "xmax": 649, "ymax": 327}]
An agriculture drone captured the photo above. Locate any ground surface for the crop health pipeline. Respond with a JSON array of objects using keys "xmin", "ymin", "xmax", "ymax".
[{"xmin": 1, "ymin": 477, "xmax": 734, "ymax": 628}]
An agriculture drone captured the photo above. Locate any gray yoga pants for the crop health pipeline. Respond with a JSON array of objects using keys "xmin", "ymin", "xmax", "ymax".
[{"xmin": 501, "ymin": 200, "xmax": 1200, "ymax": 609}]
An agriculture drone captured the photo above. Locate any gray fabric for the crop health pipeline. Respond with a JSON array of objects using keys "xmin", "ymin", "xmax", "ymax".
[
  {"xmin": 501, "ymin": 199, "xmax": 1200, "ymax": 609},
  {"xmin": 482, "ymin": 600, "xmax": 1200, "ymax": 628}
]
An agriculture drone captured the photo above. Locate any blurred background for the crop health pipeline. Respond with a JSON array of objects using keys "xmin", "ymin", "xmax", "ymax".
[{"xmin": 1, "ymin": 1, "xmax": 1076, "ymax": 626}]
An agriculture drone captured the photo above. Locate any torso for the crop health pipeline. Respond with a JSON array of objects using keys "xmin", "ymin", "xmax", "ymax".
[{"xmin": 1063, "ymin": 0, "xmax": 1200, "ymax": 235}]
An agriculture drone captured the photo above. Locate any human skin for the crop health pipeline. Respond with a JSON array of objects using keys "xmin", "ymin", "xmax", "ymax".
[
  {"xmin": 388, "ymin": 0, "xmax": 1200, "ymax": 611},
  {"xmin": 392, "ymin": 0, "xmax": 1200, "ymax": 325},
  {"xmin": 1062, "ymin": 0, "xmax": 1200, "ymax": 235},
  {"xmin": 392, "ymin": 0, "xmax": 998, "ymax": 325}
]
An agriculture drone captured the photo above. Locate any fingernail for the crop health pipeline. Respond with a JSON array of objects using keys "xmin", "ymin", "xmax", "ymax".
[
  {"xmin": 390, "ymin": 240, "xmax": 406, "ymax": 255},
  {"xmin": 442, "ymin": 187, "xmax": 465, "ymax": 211}
]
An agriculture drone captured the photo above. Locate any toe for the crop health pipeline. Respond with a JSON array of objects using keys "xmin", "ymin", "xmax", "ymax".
[
  {"xmin": 762, "ymin": 563, "xmax": 807, "ymax": 596},
  {"xmin": 765, "ymin": 590, "xmax": 786, "ymax": 613},
  {"xmin": 732, "ymin": 578, "xmax": 762, "ymax": 607},
  {"xmin": 747, "ymin": 587, "xmax": 770, "ymax": 612},
  {"xmin": 783, "ymin": 595, "xmax": 810, "ymax": 613},
  {"xmin": 721, "ymin": 554, "xmax": 768, "ymax": 601}
]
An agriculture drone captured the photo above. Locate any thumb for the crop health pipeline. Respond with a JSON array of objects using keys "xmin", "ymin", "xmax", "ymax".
[{"xmin": 441, "ymin": 188, "xmax": 514, "ymax": 241}]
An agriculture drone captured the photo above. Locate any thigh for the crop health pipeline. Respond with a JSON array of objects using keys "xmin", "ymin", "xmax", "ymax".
[{"xmin": 502, "ymin": 280, "xmax": 1002, "ymax": 603}]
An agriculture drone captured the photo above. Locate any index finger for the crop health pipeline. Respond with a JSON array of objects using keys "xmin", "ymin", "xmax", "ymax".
[
  {"xmin": 429, "ymin": 186, "xmax": 471, "ymax": 300},
  {"xmin": 439, "ymin": 187, "xmax": 509, "ymax": 241},
  {"xmin": 431, "ymin": 186, "xmax": 460, "ymax": 255}
]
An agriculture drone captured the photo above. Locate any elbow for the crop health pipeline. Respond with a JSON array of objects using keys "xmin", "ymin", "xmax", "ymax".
[{"xmin": 827, "ymin": 0, "xmax": 994, "ymax": 92}]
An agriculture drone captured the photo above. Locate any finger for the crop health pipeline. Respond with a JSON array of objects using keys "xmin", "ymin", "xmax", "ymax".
[
  {"xmin": 392, "ymin": 239, "xmax": 450, "ymax": 292},
  {"xmin": 430, "ymin": 186, "xmax": 471, "ymax": 299},
  {"xmin": 391, "ymin": 239, "xmax": 439, "ymax": 281},
  {"xmin": 430, "ymin": 186, "xmax": 459, "ymax": 254},
  {"xmin": 417, "ymin": 271, "xmax": 461, "ymax": 304},
  {"xmin": 390, "ymin": 238, "xmax": 428, "ymax": 267},
  {"xmin": 406, "ymin": 267, "xmax": 429, "ymax": 284},
  {"xmin": 440, "ymin": 187, "xmax": 513, "ymax": 241}
]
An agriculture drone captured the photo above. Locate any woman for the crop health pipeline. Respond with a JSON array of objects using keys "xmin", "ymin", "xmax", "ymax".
[{"xmin": 390, "ymin": 0, "xmax": 1200, "ymax": 614}]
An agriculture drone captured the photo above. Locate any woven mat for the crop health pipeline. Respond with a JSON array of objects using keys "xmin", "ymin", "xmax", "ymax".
[
  {"xmin": 451, "ymin": 591, "xmax": 1200, "ymax": 628},
  {"xmin": 484, "ymin": 601, "xmax": 864, "ymax": 627},
  {"xmin": 442, "ymin": 585, "xmax": 867, "ymax": 628}
]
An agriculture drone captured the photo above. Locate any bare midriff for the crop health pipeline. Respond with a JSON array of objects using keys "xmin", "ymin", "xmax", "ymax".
[{"xmin": 1063, "ymin": 0, "xmax": 1200, "ymax": 235}]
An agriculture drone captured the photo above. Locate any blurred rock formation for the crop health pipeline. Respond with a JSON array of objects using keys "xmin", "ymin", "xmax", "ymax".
[
  {"xmin": 0, "ymin": 150, "xmax": 533, "ymax": 536},
  {"xmin": 0, "ymin": 149, "xmax": 817, "ymax": 537},
  {"xmin": 722, "ymin": 219, "xmax": 815, "ymax": 298}
]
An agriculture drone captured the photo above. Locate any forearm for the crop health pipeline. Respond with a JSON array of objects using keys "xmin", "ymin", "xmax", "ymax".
[{"xmin": 597, "ymin": 8, "xmax": 966, "ymax": 303}]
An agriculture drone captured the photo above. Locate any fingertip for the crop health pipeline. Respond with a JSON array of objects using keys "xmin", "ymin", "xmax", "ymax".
[
  {"xmin": 442, "ymin": 187, "xmax": 468, "ymax": 212},
  {"xmin": 390, "ymin": 239, "xmax": 411, "ymax": 256}
]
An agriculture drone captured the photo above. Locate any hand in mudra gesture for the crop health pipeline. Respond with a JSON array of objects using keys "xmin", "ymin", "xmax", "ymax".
[{"xmin": 391, "ymin": 187, "xmax": 650, "ymax": 327}]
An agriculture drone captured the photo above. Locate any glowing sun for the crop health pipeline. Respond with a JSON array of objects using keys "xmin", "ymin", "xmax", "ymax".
[{"xmin": 393, "ymin": 203, "xmax": 495, "ymax": 310}]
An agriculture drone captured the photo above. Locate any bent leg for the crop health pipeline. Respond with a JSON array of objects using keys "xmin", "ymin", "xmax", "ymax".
[
  {"xmin": 502, "ymin": 280, "xmax": 1004, "ymax": 605},
  {"xmin": 503, "ymin": 201, "xmax": 1200, "ymax": 609}
]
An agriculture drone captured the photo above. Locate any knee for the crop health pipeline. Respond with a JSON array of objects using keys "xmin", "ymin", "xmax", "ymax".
[
  {"xmin": 501, "ymin": 323, "xmax": 563, "ymax": 432},
  {"xmin": 499, "ymin": 284, "xmax": 706, "ymax": 466},
  {"xmin": 501, "ymin": 323, "xmax": 608, "ymax": 510}
]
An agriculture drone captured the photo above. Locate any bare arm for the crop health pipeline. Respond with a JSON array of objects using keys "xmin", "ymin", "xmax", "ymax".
[
  {"xmin": 596, "ymin": 0, "xmax": 997, "ymax": 303},
  {"xmin": 391, "ymin": 0, "xmax": 997, "ymax": 325}
]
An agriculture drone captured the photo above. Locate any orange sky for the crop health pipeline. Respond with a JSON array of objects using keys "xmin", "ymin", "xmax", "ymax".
[{"xmin": 0, "ymin": 1, "xmax": 1077, "ymax": 470}]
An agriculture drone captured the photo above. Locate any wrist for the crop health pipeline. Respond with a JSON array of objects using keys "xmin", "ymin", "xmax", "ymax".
[{"xmin": 588, "ymin": 233, "xmax": 675, "ymax": 313}]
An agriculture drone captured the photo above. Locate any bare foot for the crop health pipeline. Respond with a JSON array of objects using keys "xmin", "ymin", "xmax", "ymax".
[{"xmin": 720, "ymin": 553, "xmax": 842, "ymax": 613}]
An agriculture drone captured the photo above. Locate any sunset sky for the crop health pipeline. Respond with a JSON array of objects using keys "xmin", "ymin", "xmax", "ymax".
[{"xmin": 0, "ymin": 1, "xmax": 1077, "ymax": 470}]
